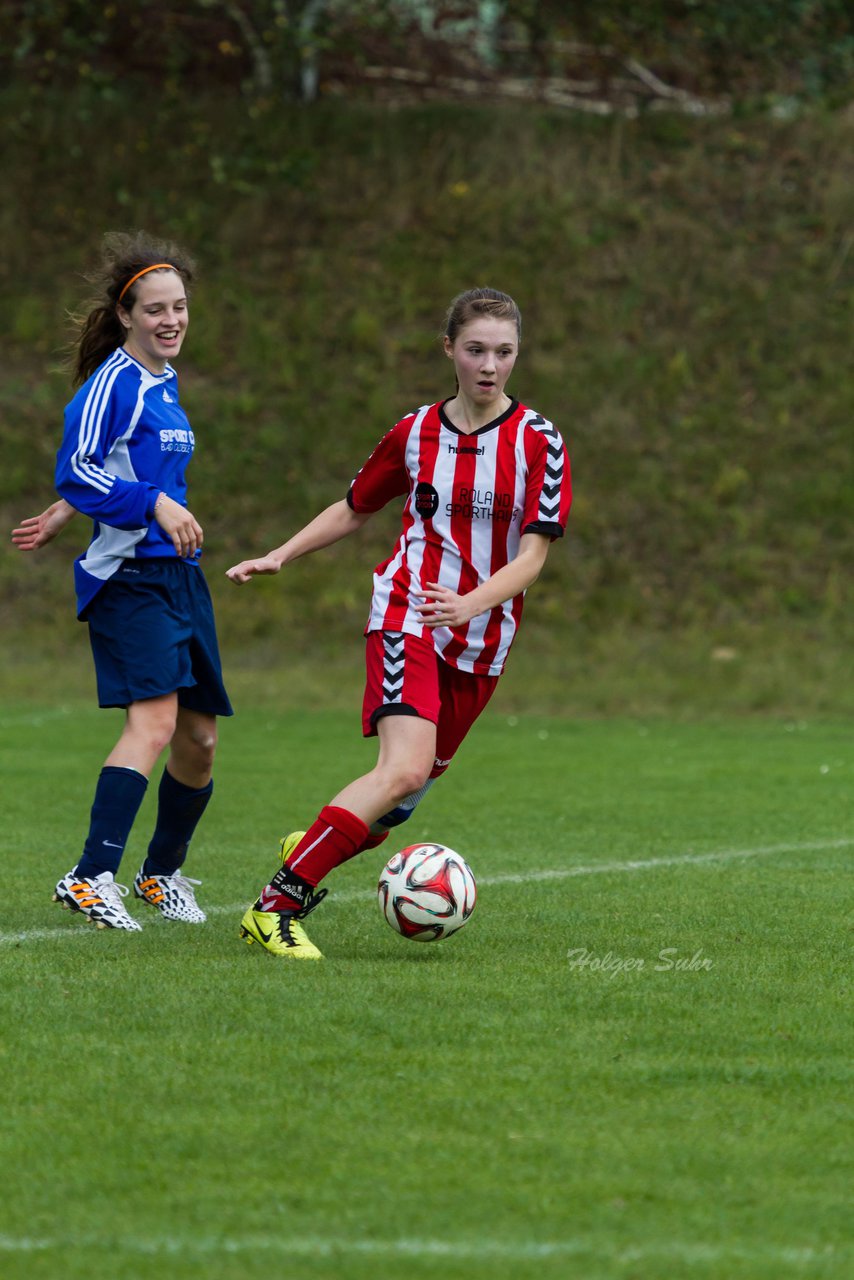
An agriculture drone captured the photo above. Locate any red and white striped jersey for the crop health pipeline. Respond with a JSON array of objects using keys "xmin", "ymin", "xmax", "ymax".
[{"xmin": 347, "ymin": 398, "xmax": 571, "ymax": 676}]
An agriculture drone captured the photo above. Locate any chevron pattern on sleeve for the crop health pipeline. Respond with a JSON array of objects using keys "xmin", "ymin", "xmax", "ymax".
[{"xmin": 529, "ymin": 416, "xmax": 565, "ymax": 524}]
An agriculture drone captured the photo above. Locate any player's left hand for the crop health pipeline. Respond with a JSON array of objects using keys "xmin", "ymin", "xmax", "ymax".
[{"xmin": 414, "ymin": 582, "xmax": 479, "ymax": 629}]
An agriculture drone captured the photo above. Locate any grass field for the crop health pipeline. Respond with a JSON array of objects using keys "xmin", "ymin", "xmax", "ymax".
[{"xmin": 0, "ymin": 702, "xmax": 850, "ymax": 1280}]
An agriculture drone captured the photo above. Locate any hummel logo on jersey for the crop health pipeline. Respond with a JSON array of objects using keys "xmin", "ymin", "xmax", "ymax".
[{"xmin": 447, "ymin": 443, "xmax": 485, "ymax": 455}]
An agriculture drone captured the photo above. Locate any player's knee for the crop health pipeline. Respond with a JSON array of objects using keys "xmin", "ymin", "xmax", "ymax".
[
  {"xmin": 191, "ymin": 724, "xmax": 218, "ymax": 767},
  {"xmin": 388, "ymin": 764, "xmax": 431, "ymax": 805},
  {"xmin": 177, "ymin": 724, "xmax": 217, "ymax": 773},
  {"xmin": 139, "ymin": 710, "xmax": 179, "ymax": 758}
]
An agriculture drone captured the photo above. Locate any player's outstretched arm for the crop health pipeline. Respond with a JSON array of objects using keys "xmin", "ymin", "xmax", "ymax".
[
  {"xmin": 226, "ymin": 499, "xmax": 372, "ymax": 585},
  {"xmin": 11, "ymin": 499, "xmax": 78, "ymax": 551}
]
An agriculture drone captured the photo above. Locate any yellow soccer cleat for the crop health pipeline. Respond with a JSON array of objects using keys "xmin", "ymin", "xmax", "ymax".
[
  {"xmin": 280, "ymin": 830, "xmax": 307, "ymax": 863},
  {"xmin": 240, "ymin": 832, "xmax": 325, "ymax": 958},
  {"xmin": 239, "ymin": 904, "xmax": 324, "ymax": 960}
]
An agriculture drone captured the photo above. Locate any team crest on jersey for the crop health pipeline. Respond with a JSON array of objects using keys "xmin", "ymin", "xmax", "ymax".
[
  {"xmin": 414, "ymin": 482, "xmax": 439, "ymax": 519},
  {"xmin": 162, "ymin": 389, "xmax": 174, "ymax": 403}
]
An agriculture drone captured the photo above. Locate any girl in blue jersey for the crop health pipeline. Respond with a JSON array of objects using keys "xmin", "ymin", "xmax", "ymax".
[{"xmin": 12, "ymin": 232, "xmax": 233, "ymax": 931}]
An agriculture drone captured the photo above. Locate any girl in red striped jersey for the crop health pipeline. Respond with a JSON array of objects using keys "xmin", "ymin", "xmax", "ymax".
[{"xmin": 227, "ymin": 287, "xmax": 572, "ymax": 959}]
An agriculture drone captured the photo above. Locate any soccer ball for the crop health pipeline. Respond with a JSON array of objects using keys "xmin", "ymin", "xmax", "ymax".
[{"xmin": 378, "ymin": 843, "xmax": 477, "ymax": 942}]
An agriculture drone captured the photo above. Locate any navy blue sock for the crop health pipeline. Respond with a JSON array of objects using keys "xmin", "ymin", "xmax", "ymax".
[
  {"xmin": 76, "ymin": 766, "xmax": 149, "ymax": 879},
  {"xmin": 143, "ymin": 769, "xmax": 213, "ymax": 878}
]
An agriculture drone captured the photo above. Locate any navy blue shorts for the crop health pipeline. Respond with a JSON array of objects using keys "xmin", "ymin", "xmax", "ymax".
[{"xmin": 83, "ymin": 559, "xmax": 234, "ymax": 715}]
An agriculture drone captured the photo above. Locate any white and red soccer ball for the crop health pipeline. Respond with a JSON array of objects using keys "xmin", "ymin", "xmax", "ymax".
[{"xmin": 378, "ymin": 842, "xmax": 477, "ymax": 942}]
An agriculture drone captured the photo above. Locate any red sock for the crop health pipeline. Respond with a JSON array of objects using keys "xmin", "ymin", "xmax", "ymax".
[{"xmin": 258, "ymin": 806, "xmax": 369, "ymax": 911}]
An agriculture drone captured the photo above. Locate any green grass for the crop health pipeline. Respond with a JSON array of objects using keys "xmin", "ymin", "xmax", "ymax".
[{"xmin": 1, "ymin": 703, "xmax": 850, "ymax": 1279}]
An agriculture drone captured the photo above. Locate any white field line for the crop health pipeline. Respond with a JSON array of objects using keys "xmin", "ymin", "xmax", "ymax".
[
  {"xmin": 1, "ymin": 837, "xmax": 850, "ymax": 946},
  {"xmin": 0, "ymin": 1230, "xmax": 836, "ymax": 1266}
]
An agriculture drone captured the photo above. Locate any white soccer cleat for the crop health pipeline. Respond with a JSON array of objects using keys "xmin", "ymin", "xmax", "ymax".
[
  {"xmin": 133, "ymin": 869, "xmax": 207, "ymax": 923},
  {"xmin": 53, "ymin": 870, "xmax": 143, "ymax": 931}
]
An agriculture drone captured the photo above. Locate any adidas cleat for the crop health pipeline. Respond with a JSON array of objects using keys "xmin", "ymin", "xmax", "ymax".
[
  {"xmin": 133, "ymin": 868, "xmax": 206, "ymax": 923},
  {"xmin": 239, "ymin": 885, "xmax": 327, "ymax": 960},
  {"xmin": 53, "ymin": 870, "xmax": 142, "ymax": 931}
]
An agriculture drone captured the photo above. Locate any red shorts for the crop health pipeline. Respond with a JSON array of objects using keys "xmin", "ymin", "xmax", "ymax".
[{"xmin": 362, "ymin": 630, "xmax": 499, "ymax": 777}]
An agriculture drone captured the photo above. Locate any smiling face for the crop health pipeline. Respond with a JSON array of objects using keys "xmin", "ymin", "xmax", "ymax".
[
  {"xmin": 117, "ymin": 269, "xmax": 188, "ymax": 373},
  {"xmin": 444, "ymin": 315, "xmax": 519, "ymax": 414}
]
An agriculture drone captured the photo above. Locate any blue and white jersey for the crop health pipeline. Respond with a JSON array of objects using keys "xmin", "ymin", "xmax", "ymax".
[{"xmin": 55, "ymin": 348, "xmax": 199, "ymax": 616}]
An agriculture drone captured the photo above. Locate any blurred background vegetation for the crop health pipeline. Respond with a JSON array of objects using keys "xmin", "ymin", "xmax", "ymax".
[{"xmin": 1, "ymin": 1, "xmax": 852, "ymax": 716}]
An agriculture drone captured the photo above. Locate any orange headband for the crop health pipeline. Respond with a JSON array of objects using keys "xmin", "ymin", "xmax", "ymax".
[{"xmin": 118, "ymin": 263, "xmax": 177, "ymax": 303}]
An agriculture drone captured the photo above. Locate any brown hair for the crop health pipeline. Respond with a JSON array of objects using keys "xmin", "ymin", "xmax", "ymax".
[
  {"xmin": 69, "ymin": 231, "xmax": 196, "ymax": 386},
  {"xmin": 444, "ymin": 287, "xmax": 522, "ymax": 345}
]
